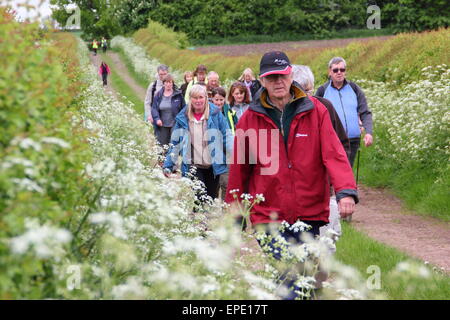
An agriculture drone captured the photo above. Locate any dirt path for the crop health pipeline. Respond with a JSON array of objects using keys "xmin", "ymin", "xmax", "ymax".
[
  {"xmin": 353, "ymin": 185, "xmax": 450, "ymax": 272},
  {"xmin": 90, "ymin": 46, "xmax": 449, "ymax": 273},
  {"xmin": 89, "ymin": 51, "xmax": 147, "ymax": 102},
  {"xmin": 105, "ymin": 51, "xmax": 147, "ymax": 100},
  {"xmin": 196, "ymin": 36, "xmax": 393, "ymax": 56}
]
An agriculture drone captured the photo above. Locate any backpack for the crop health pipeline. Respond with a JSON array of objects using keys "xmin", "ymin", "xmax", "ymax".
[{"xmin": 151, "ymin": 80, "xmax": 157, "ymax": 102}]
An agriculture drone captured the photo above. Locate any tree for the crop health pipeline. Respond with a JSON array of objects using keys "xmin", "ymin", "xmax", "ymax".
[
  {"xmin": 115, "ymin": 0, "xmax": 157, "ymax": 34},
  {"xmin": 50, "ymin": 0, "xmax": 123, "ymax": 39}
]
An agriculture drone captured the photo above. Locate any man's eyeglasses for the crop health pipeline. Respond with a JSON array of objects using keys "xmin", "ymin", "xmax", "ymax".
[{"xmin": 332, "ymin": 68, "xmax": 346, "ymax": 73}]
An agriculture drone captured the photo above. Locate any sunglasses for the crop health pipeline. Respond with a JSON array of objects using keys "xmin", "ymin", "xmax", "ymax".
[{"xmin": 332, "ymin": 68, "xmax": 346, "ymax": 73}]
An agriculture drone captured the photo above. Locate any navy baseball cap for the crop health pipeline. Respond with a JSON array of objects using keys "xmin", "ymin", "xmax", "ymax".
[{"xmin": 259, "ymin": 51, "xmax": 292, "ymax": 78}]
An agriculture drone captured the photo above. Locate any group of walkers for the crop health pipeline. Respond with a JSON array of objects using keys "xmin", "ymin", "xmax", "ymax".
[
  {"xmin": 91, "ymin": 37, "xmax": 111, "ymax": 86},
  {"xmin": 145, "ymin": 51, "xmax": 373, "ymax": 300},
  {"xmin": 91, "ymin": 37, "xmax": 108, "ymax": 55}
]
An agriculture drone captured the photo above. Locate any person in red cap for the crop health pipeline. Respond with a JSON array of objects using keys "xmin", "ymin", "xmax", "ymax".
[{"xmin": 225, "ymin": 51, "xmax": 358, "ymax": 299}]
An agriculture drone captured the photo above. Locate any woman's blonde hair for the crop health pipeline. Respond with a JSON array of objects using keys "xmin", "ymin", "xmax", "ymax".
[
  {"xmin": 183, "ymin": 71, "xmax": 193, "ymax": 83},
  {"xmin": 238, "ymin": 68, "xmax": 256, "ymax": 81},
  {"xmin": 187, "ymin": 84, "xmax": 210, "ymax": 121}
]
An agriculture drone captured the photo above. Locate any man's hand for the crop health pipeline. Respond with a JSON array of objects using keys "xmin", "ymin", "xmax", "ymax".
[
  {"xmin": 364, "ymin": 133, "xmax": 373, "ymax": 147},
  {"xmin": 338, "ymin": 196, "xmax": 355, "ymax": 219}
]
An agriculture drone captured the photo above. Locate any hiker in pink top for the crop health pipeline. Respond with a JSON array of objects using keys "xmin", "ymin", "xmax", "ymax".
[{"xmin": 98, "ymin": 62, "xmax": 110, "ymax": 86}]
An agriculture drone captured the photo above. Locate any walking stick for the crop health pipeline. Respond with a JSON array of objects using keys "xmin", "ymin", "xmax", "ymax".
[
  {"xmin": 356, "ymin": 144, "xmax": 361, "ymax": 186},
  {"xmin": 346, "ymin": 135, "xmax": 362, "ymax": 223},
  {"xmin": 355, "ymin": 123, "xmax": 364, "ymax": 186}
]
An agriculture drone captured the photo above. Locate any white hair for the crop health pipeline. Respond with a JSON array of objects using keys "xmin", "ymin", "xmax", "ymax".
[
  {"xmin": 157, "ymin": 64, "xmax": 169, "ymax": 72},
  {"xmin": 328, "ymin": 57, "xmax": 346, "ymax": 69},
  {"xmin": 292, "ymin": 65, "xmax": 315, "ymax": 94}
]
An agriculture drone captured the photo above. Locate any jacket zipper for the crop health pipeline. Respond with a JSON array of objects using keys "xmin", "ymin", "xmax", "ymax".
[{"xmin": 338, "ymin": 90, "xmax": 349, "ymax": 135}]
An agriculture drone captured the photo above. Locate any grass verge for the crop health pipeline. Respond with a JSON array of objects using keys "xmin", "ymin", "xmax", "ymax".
[
  {"xmin": 336, "ymin": 222, "xmax": 449, "ymax": 299},
  {"xmin": 99, "ymin": 52, "xmax": 144, "ymax": 117},
  {"xmin": 358, "ymin": 147, "xmax": 449, "ymax": 222},
  {"xmin": 110, "ymin": 47, "xmax": 150, "ymax": 89}
]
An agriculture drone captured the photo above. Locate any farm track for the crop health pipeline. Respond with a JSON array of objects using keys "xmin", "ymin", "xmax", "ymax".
[{"xmin": 88, "ymin": 47, "xmax": 450, "ymax": 273}]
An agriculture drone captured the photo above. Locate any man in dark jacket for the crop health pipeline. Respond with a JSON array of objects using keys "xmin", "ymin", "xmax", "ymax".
[
  {"xmin": 315, "ymin": 57, "xmax": 373, "ymax": 167},
  {"xmin": 225, "ymin": 51, "xmax": 358, "ymax": 299}
]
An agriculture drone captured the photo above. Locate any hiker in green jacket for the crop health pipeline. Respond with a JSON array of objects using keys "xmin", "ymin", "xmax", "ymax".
[
  {"xmin": 92, "ymin": 39, "xmax": 99, "ymax": 56},
  {"xmin": 101, "ymin": 37, "xmax": 107, "ymax": 53}
]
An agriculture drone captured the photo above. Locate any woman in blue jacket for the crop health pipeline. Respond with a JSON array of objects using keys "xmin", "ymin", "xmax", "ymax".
[
  {"xmin": 151, "ymin": 74, "xmax": 185, "ymax": 150},
  {"xmin": 163, "ymin": 84, "xmax": 233, "ymax": 202}
]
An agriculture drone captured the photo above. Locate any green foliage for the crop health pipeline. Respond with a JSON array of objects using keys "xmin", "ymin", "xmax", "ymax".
[
  {"xmin": 146, "ymin": 0, "xmax": 448, "ymax": 41},
  {"xmin": 382, "ymin": 0, "xmax": 450, "ymax": 33},
  {"xmin": 51, "ymin": 0, "xmax": 448, "ymax": 44},
  {"xmin": 50, "ymin": 0, "xmax": 123, "ymax": 39},
  {"xmin": 114, "ymin": 0, "xmax": 156, "ymax": 35},
  {"xmin": 0, "ymin": 10, "xmax": 95, "ymax": 297},
  {"xmin": 148, "ymin": 0, "xmax": 348, "ymax": 39}
]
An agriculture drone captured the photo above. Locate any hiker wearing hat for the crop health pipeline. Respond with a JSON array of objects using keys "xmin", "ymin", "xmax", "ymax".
[{"xmin": 225, "ymin": 51, "xmax": 358, "ymax": 300}]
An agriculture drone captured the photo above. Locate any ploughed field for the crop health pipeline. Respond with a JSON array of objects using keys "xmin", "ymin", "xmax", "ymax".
[{"xmin": 196, "ymin": 36, "xmax": 393, "ymax": 56}]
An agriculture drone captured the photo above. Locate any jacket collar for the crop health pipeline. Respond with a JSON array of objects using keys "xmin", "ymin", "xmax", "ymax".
[
  {"xmin": 330, "ymin": 78, "xmax": 348, "ymax": 90},
  {"xmin": 250, "ymin": 82, "xmax": 313, "ymax": 116}
]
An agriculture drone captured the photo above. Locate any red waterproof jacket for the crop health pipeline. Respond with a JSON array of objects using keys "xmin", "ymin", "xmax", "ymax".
[{"xmin": 225, "ymin": 84, "xmax": 358, "ymax": 225}]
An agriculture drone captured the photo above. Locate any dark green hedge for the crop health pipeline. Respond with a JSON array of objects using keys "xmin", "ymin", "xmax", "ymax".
[{"xmin": 146, "ymin": 0, "xmax": 449, "ymax": 40}]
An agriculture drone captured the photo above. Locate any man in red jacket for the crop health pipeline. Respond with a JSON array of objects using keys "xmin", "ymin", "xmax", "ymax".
[{"xmin": 225, "ymin": 51, "xmax": 358, "ymax": 299}]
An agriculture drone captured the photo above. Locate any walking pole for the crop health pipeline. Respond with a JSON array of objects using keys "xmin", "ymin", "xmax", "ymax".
[
  {"xmin": 356, "ymin": 143, "xmax": 361, "ymax": 186},
  {"xmin": 346, "ymin": 135, "xmax": 362, "ymax": 223}
]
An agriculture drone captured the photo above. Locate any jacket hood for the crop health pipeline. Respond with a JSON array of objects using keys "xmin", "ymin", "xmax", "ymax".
[{"xmin": 250, "ymin": 81, "xmax": 313, "ymax": 116}]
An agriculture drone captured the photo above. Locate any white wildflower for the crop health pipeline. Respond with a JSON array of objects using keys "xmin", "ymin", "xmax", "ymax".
[
  {"xmin": 10, "ymin": 219, "xmax": 72, "ymax": 260},
  {"xmin": 41, "ymin": 137, "xmax": 70, "ymax": 149}
]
